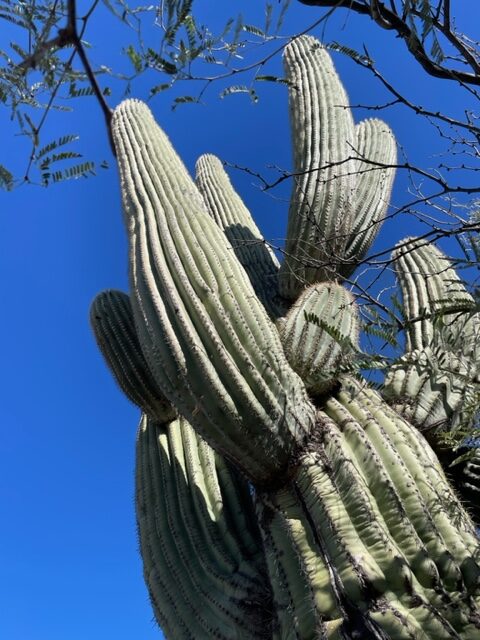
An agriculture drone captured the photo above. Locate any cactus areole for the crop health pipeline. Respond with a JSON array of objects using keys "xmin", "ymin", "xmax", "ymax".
[{"xmin": 92, "ymin": 35, "xmax": 480, "ymax": 639}]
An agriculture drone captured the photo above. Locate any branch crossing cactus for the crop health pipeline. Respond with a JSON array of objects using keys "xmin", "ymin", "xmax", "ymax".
[
  {"xmin": 91, "ymin": 34, "xmax": 480, "ymax": 639},
  {"xmin": 278, "ymin": 36, "xmax": 396, "ymax": 299},
  {"xmin": 384, "ymin": 238, "xmax": 480, "ymax": 434},
  {"xmin": 195, "ymin": 153, "xmax": 284, "ymax": 319},
  {"xmin": 279, "ymin": 283, "xmax": 359, "ymax": 396}
]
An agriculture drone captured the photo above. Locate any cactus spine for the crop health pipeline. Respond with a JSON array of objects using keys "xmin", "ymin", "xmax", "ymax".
[{"xmin": 92, "ymin": 34, "xmax": 480, "ymax": 639}]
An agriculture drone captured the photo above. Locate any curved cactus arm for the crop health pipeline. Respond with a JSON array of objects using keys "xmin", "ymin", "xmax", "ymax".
[
  {"xmin": 90, "ymin": 289, "xmax": 176, "ymax": 422},
  {"xmin": 111, "ymin": 99, "xmax": 315, "ymax": 484},
  {"xmin": 195, "ymin": 154, "xmax": 285, "ymax": 318},
  {"xmin": 383, "ymin": 239, "xmax": 480, "ymax": 435},
  {"xmin": 279, "ymin": 283, "xmax": 359, "ymax": 396},
  {"xmin": 392, "ymin": 238, "xmax": 477, "ymax": 352},
  {"xmin": 278, "ymin": 35, "xmax": 356, "ymax": 298},
  {"xmin": 341, "ymin": 118, "xmax": 397, "ymax": 277},
  {"xmin": 262, "ymin": 381, "xmax": 480, "ymax": 639},
  {"xmin": 340, "ymin": 380, "xmax": 477, "ymax": 542},
  {"xmin": 136, "ymin": 414, "xmax": 273, "ymax": 639}
]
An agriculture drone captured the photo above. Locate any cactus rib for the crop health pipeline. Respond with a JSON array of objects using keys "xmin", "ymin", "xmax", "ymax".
[
  {"xmin": 90, "ymin": 289, "xmax": 176, "ymax": 422},
  {"xmin": 279, "ymin": 36, "xmax": 356, "ymax": 297},
  {"xmin": 279, "ymin": 282, "xmax": 359, "ymax": 396}
]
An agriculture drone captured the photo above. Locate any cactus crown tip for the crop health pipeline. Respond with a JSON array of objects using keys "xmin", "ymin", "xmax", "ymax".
[
  {"xmin": 112, "ymin": 99, "xmax": 153, "ymax": 129},
  {"xmin": 195, "ymin": 153, "xmax": 223, "ymax": 172}
]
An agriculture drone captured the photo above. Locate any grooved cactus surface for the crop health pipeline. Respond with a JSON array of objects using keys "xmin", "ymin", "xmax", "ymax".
[
  {"xmin": 111, "ymin": 98, "xmax": 315, "ymax": 484},
  {"xmin": 278, "ymin": 36, "xmax": 396, "ymax": 298},
  {"xmin": 384, "ymin": 239, "xmax": 480, "ymax": 434},
  {"xmin": 90, "ymin": 289, "xmax": 176, "ymax": 422},
  {"xmin": 136, "ymin": 415, "xmax": 271, "ymax": 639},
  {"xmin": 91, "ymin": 34, "xmax": 480, "ymax": 640},
  {"xmin": 279, "ymin": 282, "xmax": 359, "ymax": 396},
  {"xmin": 195, "ymin": 154, "xmax": 284, "ymax": 319}
]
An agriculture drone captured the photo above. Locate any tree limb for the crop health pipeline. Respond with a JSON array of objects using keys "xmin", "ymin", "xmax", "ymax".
[
  {"xmin": 297, "ymin": 0, "xmax": 480, "ymax": 85},
  {"xmin": 16, "ymin": 0, "xmax": 114, "ymax": 154}
]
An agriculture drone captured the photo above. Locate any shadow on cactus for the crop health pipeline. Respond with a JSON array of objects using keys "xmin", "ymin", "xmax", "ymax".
[{"xmin": 91, "ymin": 35, "xmax": 480, "ymax": 639}]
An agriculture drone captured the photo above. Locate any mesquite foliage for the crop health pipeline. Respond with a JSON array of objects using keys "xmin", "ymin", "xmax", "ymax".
[{"xmin": 91, "ymin": 35, "xmax": 480, "ymax": 639}]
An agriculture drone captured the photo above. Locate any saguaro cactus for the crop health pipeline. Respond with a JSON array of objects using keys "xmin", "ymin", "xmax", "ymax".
[{"xmin": 92, "ymin": 35, "xmax": 480, "ymax": 638}]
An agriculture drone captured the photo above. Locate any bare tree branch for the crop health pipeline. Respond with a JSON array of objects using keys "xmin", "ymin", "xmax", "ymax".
[{"xmin": 298, "ymin": 0, "xmax": 480, "ymax": 85}]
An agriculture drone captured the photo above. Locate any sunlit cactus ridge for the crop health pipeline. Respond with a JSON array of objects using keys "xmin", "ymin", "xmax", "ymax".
[{"xmin": 91, "ymin": 34, "xmax": 480, "ymax": 639}]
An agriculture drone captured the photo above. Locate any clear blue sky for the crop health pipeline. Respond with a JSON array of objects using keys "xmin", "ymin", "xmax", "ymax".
[{"xmin": 1, "ymin": 3, "xmax": 478, "ymax": 639}]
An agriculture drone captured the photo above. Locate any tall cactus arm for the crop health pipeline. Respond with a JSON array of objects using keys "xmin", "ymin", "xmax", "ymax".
[
  {"xmin": 278, "ymin": 35, "xmax": 356, "ymax": 298},
  {"xmin": 111, "ymin": 99, "xmax": 315, "ymax": 485},
  {"xmin": 136, "ymin": 415, "xmax": 273, "ymax": 639},
  {"xmin": 195, "ymin": 154, "xmax": 285, "ymax": 319},
  {"xmin": 90, "ymin": 289, "xmax": 176, "ymax": 422},
  {"xmin": 341, "ymin": 118, "xmax": 397, "ymax": 277},
  {"xmin": 383, "ymin": 239, "xmax": 480, "ymax": 435},
  {"xmin": 260, "ymin": 379, "xmax": 480, "ymax": 639},
  {"xmin": 279, "ymin": 282, "xmax": 359, "ymax": 397}
]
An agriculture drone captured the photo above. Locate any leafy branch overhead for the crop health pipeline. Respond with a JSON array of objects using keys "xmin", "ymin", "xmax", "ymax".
[
  {"xmin": 0, "ymin": 0, "xmax": 296, "ymax": 185},
  {"xmin": 1, "ymin": 0, "xmax": 479, "ymax": 193}
]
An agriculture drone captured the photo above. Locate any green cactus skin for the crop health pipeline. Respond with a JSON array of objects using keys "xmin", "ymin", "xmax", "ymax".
[
  {"xmin": 383, "ymin": 238, "xmax": 480, "ymax": 519},
  {"xmin": 390, "ymin": 238, "xmax": 477, "ymax": 353},
  {"xmin": 279, "ymin": 282, "xmax": 359, "ymax": 396},
  {"xmin": 195, "ymin": 154, "xmax": 285, "ymax": 319},
  {"xmin": 92, "ymin": 289, "xmax": 273, "ymax": 636},
  {"xmin": 256, "ymin": 487, "xmax": 342, "ymax": 638},
  {"xmin": 90, "ymin": 289, "xmax": 177, "ymax": 422},
  {"xmin": 384, "ymin": 239, "xmax": 480, "ymax": 435},
  {"xmin": 259, "ymin": 379, "xmax": 480, "ymax": 639},
  {"xmin": 136, "ymin": 415, "xmax": 272, "ymax": 639},
  {"xmin": 279, "ymin": 36, "xmax": 356, "ymax": 297},
  {"xmin": 461, "ymin": 448, "xmax": 480, "ymax": 500},
  {"xmin": 342, "ymin": 118, "xmax": 397, "ymax": 276},
  {"xmin": 111, "ymin": 98, "xmax": 315, "ymax": 485},
  {"xmin": 278, "ymin": 36, "xmax": 396, "ymax": 298}
]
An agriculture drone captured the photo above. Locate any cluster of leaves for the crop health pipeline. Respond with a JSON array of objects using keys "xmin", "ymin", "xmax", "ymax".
[
  {"xmin": 0, "ymin": 0, "xmax": 113, "ymax": 187},
  {"xmin": 0, "ymin": 0, "xmax": 299, "ymax": 186},
  {"xmin": 397, "ymin": 0, "xmax": 446, "ymax": 63},
  {"xmin": 121, "ymin": 0, "xmax": 294, "ymax": 107}
]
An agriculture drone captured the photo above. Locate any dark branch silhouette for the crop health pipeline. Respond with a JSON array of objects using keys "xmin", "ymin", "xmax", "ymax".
[{"xmin": 298, "ymin": 0, "xmax": 480, "ymax": 85}]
